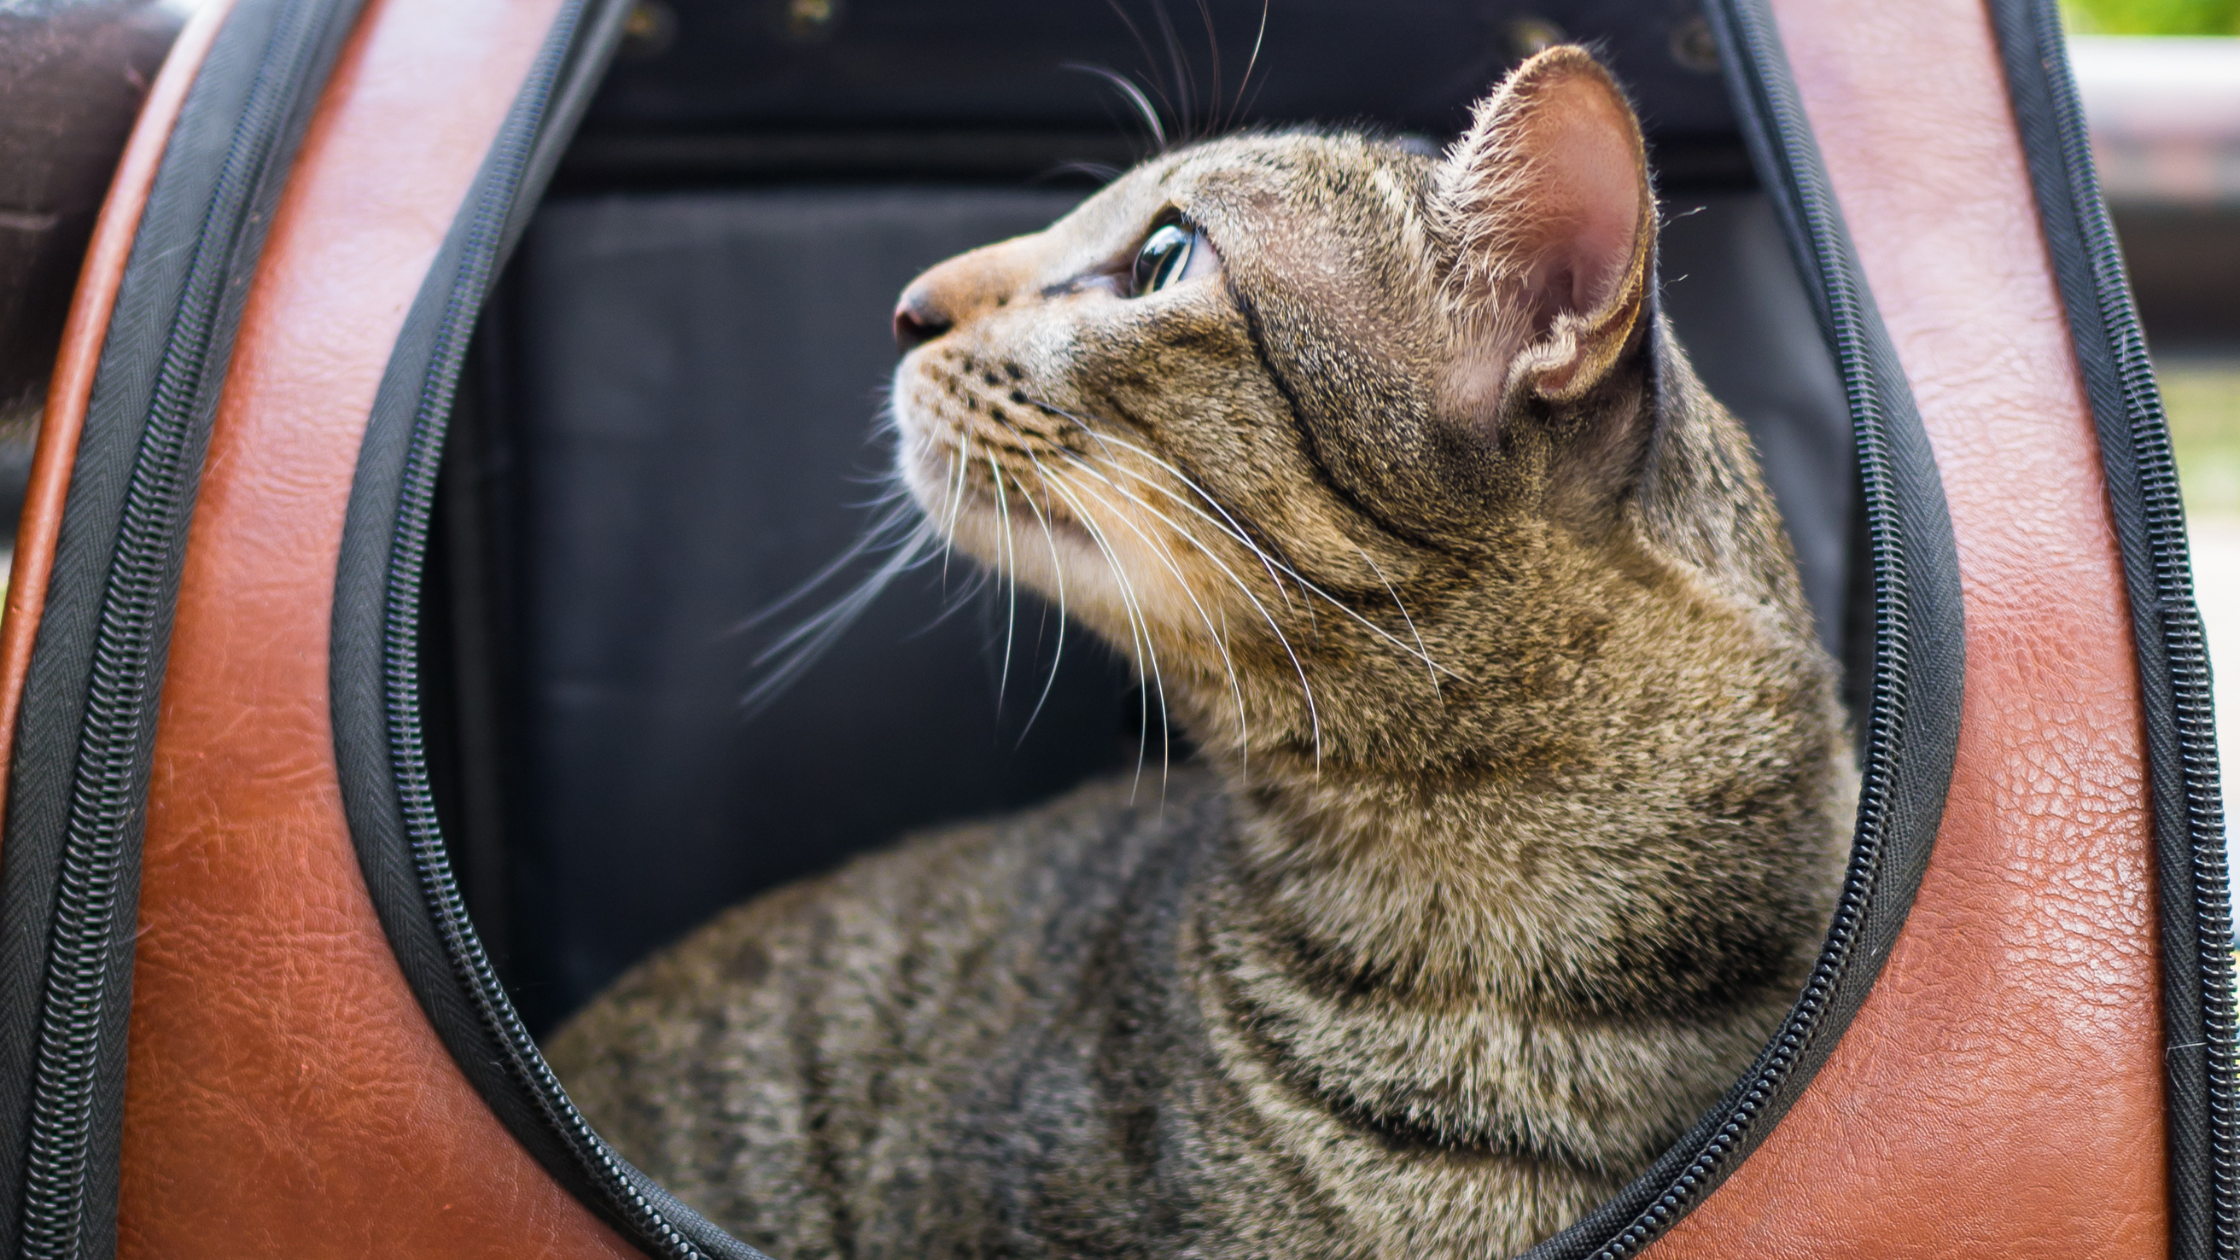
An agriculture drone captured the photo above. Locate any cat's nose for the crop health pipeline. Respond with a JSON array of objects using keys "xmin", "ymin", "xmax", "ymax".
[
  {"xmin": 895, "ymin": 239, "xmax": 1036, "ymax": 352},
  {"xmin": 893, "ymin": 290, "xmax": 952, "ymax": 352}
]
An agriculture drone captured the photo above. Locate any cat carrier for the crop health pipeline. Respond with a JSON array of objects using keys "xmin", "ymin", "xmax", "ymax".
[{"xmin": 0, "ymin": 0, "xmax": 2221, "ymax": 1255}]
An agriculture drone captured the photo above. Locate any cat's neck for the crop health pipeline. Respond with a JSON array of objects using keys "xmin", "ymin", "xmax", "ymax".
[
  {"xmin": 1175, "ymin": 502, "xmax": 1850, "ymax": 1171},
  {"xmin": 1174, "ymin": 385, "xmax": 1848, "ymax": 1018}
]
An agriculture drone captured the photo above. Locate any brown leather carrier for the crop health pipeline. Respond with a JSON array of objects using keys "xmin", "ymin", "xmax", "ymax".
[{"xmin": 0, "ymin": 0, "xmax": 2223, "ymax": 1257}]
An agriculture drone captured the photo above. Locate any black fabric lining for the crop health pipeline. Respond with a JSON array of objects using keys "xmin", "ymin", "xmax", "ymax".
[
  {"xmin": 328, "ymin": 1, "xmax": 767, "ymax": 1257},
  {"xmin": 1986, "ymin": 5, "xmax": 2237, "ymax": 1258},
  {"xmin": 1517, "ymin": 0, "xmax": 1969, "ymax": 1253},
  {"xmin": 0, "ymin": 1, "xmax": 364, "ymax": 1255}
]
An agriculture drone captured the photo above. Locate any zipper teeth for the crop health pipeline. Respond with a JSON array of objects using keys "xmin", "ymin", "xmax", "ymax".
[
  {"xmin": 14, "ymin": 4, "xmax": 336, "ymax": 1254},
  {"xmin": 1580, "ymin": 2, "xmax": 1916, "ymax": 1253},
  {"xmin": 370, "ymin": 6, "xmax": 719, "ymax": 1258},
  {"xmin": 2023, "ymin": 1, "xmax": 2239, "ymax": 1251}
]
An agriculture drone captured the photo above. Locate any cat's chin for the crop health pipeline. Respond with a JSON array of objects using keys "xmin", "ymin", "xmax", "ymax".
[
  {"xmin": 908, "ymin": 468, "xmax": 1213, "ymax": 671},
  {"xmin": 933, "ymin": 488, "xmax": 1106, "ymax": 603}
]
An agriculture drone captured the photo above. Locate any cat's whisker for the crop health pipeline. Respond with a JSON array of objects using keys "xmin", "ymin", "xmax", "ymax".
[
  {"xmin": 1030, "ymin": 448, "xmax": 1252, "ymax": 770},
  {"xmin": 837, "ymin": 473, "xmax": 922, "ymax": 511},
  {"xmin": 1064, "ymin": 452, "xmax": 1437, "ymax": 715},
  {"xmin": 1189, "ymin": 0, "xmax": 1220, "ymax": 136},
  {"xmin": 1230, "ymin": 0, "xmax": 1269, "ymax": 131},
  {"xmin": 1062, "ymin": 446, "xmax": 1490, "ymax": 762},
  {"xmin": 1352, "ymin": 542, "xmax": 1441, "ymax": 702},
  {"xmin": 1041, "ymin": 159, "xmax": 1125, "ymax": 185},
  {"xmin": 987, "ymin": 453, "xmax": 1023, "ymax": 710},
  {"xmin": 1093, "ymin": 1, "xmax": 1177, "ymax": 140},
  {"xmin": 1046, "ymin": 446, "xmax": 1320, "ymax": 770},
  {"xmin": 1022, "ymin": 395, "xmax": 1298, "ymax": 610},
  {"xmin": 1048, "ymin": 448, "xmax": 1308, "ymax": 735},
  {"xmin": 1011, "ymin": 468, "xmax": 1072, "ymax": 746},
  {"xmin": 1040, "ymin": 453, "xmax": 1252, "ymax": 688},
  {"xmin": 740, "ymin": 520, "xmax": 936, "ymax": 718},
  {"xmin": 941, "ymin": 432, "xmax": 974, "ymax": 585},
  {"xmin": 1076, "ymin": 442, "xmax": 1462, "ymax": 683},
  {"xmin": 1145, "ymin": 0, "xmax": 1195, "ymax": 141},
  {"xmin": 1051, "ymin": 421, "xmax": 1299, "ymax": 601},
  {"xmin": 991, "ymin": 409, "xmax": 1240, "ymax": 772},
  {"xmin": 779, "ymin": 516, "xmax": 937, "ymax": 643},
  {"xmin": 1057, "ymin": 422, "xmax": 1313, "ymax": 600},
  {"xmin": 1026, "ymin": 466, "xmax": 1151, "ymax": 766},
  {"xmin": 1067, "ymin": 415, "xmax": 1297, "ymax": 609},
  {"xmin": 1034, "ymin": 465, "xmax": 1172, "ymax": 797},
  {"xmin": 1032, "ymin": 471, "xmax": 1162, "ymax": 780},
  {"xmin": 1063, "ymin": 60, "xmax": 1168, "ymax": 153},
  {"xmin": 736, "ymin": 501, "xmax": 921, "ymax": 634},
  {"xmin": 919, "ymin": 556, "xmax": 996, "ymax": 637}
]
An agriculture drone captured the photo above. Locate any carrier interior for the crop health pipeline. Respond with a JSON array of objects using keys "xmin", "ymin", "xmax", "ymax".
[{"xmin": 417, "ymin": 0, "xmax": 1859, "ymax": 1034}]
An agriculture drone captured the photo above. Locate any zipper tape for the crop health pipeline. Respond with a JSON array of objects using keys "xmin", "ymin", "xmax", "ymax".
[
  {"xmin": 1986, "ymin": 4, "xmax": 2237, "ymax": 1257},
  {"xmin": 328, "ymin": 1, "xmax": 768, "ymax": 1256},
  {"xmin": 0, "ymin": 2, "xmax": 365, "ymax": 1256},
  {"xmin": 1521, "ymin": 0, "xmax": 1969, "ymax": 1253}
]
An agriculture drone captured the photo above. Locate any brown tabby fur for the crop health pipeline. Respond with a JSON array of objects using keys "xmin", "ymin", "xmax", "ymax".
[{"xmin": 545, "ymin": 47, "xmax": 1854, "ymax": 1259}]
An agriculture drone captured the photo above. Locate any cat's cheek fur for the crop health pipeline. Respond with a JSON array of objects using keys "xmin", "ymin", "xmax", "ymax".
[{"xmin": 889, "ymin": 379, "xmax": 1212, "ymax": 662}]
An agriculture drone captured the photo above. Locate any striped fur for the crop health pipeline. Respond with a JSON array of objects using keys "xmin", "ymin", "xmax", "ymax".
[{"xmin": 546, "ymin": 48, "xmax": 1852, "ymax": 1258}]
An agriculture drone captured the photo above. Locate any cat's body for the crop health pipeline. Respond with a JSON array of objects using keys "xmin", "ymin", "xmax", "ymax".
[{"xmin": 547, "ymin": 48, "xmax": 1853, "ymax": 1259}]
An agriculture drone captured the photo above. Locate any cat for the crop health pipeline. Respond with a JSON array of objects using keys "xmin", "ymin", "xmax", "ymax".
[{"xmin": 543, "ymin": 46, "xmax": 1854, "ymax": 1259}]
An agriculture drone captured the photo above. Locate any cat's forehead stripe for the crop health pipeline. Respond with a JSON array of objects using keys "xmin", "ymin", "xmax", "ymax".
[{"xmin": 1152, "ymin": 133, "xmax": 1426, "ymax": 212}]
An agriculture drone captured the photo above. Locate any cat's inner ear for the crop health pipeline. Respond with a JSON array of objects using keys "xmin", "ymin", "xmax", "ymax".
[{"xmin": 1433, "ymin": 47, "xmax": 1654, "ymax": 416}]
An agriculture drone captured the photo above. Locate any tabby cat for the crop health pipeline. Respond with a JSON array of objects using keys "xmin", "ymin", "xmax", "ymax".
[{"xmin": 545, "ymin": 46, "xmax": 1853, "ymax": 1259}]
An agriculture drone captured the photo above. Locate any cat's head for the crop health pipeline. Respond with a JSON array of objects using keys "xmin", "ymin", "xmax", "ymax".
[{"xmin": 889, "ymin": 46, "xmax": 1807, "ymax": 767}]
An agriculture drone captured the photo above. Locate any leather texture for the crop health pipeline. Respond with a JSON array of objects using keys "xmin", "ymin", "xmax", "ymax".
[
  {"xmin": 1646, "ymin": 0, "xmax": 2166, "ymax": 1255},
  {"xmin": 115, "ymin": 0, "xmax": 640, "ymax": 1254},
  {"xmin": 0, "ymin": 0, "xmax": 234, "ymax": 830}
]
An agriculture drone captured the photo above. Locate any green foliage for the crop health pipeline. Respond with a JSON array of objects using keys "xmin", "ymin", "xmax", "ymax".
[
  {"xmin": 2061, "ymin": 0, "xmax": 2240, "ymax": 35},
  {"xmin": 2167, "ymin": 364, "xmax": 2240, "ymax": 517}
]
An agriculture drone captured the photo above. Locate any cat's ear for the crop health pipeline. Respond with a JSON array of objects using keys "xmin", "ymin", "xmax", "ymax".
[{"xmin": 1431, "ymin": 47, "xmax": 1654, "ymax": 414}]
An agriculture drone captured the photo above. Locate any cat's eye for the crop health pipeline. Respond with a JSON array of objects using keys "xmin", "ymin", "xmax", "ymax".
[{"xmin": 1131, "ymin": 221, "xmax": 1210, "ymax": 296}]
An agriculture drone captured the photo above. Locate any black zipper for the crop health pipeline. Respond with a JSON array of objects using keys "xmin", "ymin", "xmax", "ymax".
[
  {"xmin": 378, "ymin": 4, "xmax": 740, "ymax": 1254},
  {"xmin": 1988, "ymin": 4, "xmax": 2237, "ymax": 1257},
  {"xmin": 1525, "ymin": 0, "xmax": 1971, "ymax": 1253},
  {"xmin": 327, "ymin": 1, "xmax": 766, "ymax": 1256},
  {"xmin": 0, "ymin": 2, "xmax": 362, "ymax": 1257}
]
